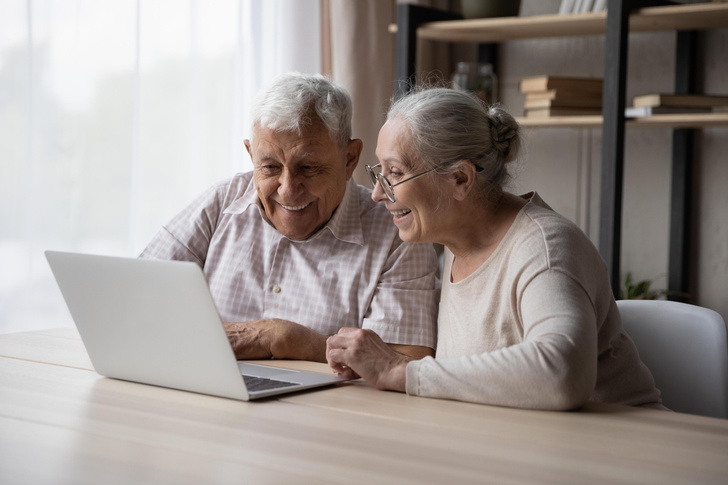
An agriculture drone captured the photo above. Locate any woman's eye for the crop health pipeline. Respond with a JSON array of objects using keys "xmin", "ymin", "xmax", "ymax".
[{"xmin": 388, "ymin": 171, "xmax": 403, "ymax": 180}]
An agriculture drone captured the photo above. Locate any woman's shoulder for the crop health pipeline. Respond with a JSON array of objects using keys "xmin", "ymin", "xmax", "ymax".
[
  {"xmin": 510, "ymin": 193, "xmax": 603, "ymax": 269},
  {"xmin": 519, "ymin": 193, "xmax": 588, "ymax": 242}
]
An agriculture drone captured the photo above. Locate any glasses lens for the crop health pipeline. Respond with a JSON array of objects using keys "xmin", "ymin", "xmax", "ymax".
[
  {"xmin": 366, "ymin": 166, "xmax": 378, "ymax": 188},
  {"xmin": 367, "ymin": 165, "xmax": 396, "ymax": 202},
  {"xmin": 380, "ymin": 178, "xmax": 395, "ymax": 202}
]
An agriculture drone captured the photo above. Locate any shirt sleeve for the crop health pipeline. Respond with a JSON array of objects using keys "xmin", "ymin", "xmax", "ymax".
[
  {"xmin": 405, "ymin": 269, "xmax": 598, "ymax": 410},
  {"xmin": 139, "ymin": 183, "xmax": 224, "ymax": 266},
  {"xmin": 362, "ymin": 239, "xmax": 440, "ymax": 349}
]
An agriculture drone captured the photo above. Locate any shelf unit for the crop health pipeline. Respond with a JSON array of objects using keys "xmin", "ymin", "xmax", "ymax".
[
  {"xmin": 517, "ymin": 112, "xmax": 728, "ymax": 129},
  {"xmin": 416, "ymin": 3, "xmax": 728, "ymax": 42},
  {"xmin": 394, "ymin": 0, "xmax": 728, "ymax": 298}
]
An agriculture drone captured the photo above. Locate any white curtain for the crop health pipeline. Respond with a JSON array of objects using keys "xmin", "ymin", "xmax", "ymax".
[{"xmin": 0, "ymin": 0, "xmax": 321, "ymax": 333}]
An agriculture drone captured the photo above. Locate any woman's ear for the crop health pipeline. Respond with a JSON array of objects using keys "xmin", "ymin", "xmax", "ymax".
[{"xmin": 450, "ymin": 160, "xmax": 477, "ymax": 201}]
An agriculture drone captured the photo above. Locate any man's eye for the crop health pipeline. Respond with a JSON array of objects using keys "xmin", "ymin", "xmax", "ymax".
[
  {"xmin": 300, "ymin": 165, "xmax": 322, "ymax": 176},
  {"xmin": 259, "ymin": 164, "xmax": 281, "ymax": 174}
]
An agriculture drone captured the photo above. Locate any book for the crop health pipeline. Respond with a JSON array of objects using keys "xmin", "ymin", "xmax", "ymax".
[
  {"xmin": 520, "ymin": 76, "xmax": 603, "ymax": 94},
  {"xmin": 524, "ymin": 89, "xmax": 602, "ymax": 102},
  {"xmin": 625, "ymin": 105, "xmax": 712, "ymax": 117},
  {"xmin": 525, "ymin": 107, "xmax": 602, "ymax": 118},
  {"xmin": 633, "ymin": 93, "xmax": 728, "ymax": 109},
  {"xmin": 524, "ymin": 94, "xmax": 602, "ymax": 109}
]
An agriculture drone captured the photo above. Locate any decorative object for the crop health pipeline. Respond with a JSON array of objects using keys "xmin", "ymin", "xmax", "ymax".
[{"xmin": 452, "ymin": 62, "xmax": 498, "ymax": 104}]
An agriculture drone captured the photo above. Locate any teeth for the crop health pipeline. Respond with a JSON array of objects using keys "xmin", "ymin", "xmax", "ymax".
[
  {"xmin": 391, "ymin": 209, "xmax": 411, "ymax": 217},
  {"xmin": 281, "ymin": 202, "xmax": 312, "ymax": 211}
]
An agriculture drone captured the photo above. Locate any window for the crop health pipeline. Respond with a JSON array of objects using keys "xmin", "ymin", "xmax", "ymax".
[{"xmin": 0, "ymin": 0, "xmax": 321, "ymax": 333}]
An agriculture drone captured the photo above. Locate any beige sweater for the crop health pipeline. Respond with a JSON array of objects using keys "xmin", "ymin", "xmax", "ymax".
[{"xmin": 406, "ymin": 193, "xmax": 663, "ymax": 410}]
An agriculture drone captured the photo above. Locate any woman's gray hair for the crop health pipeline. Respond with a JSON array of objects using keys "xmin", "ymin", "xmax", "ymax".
[
  {"xmin": 387, "ymin": 87, "xmax": 521, "ymax": 204},
  {"xmin": 251, "ymin": 72, "xmax": 352, "ymax": 148}
]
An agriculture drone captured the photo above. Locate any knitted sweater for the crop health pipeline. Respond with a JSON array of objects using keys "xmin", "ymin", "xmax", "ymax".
[{"xmin": 406, "ymin": 193, "xmax": 663, "ymax": 410}]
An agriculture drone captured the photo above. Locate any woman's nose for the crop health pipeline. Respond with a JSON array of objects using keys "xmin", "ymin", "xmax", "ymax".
[{"xmin": 370, "ymin": 177, "xmax": 387, "ymax": 203}]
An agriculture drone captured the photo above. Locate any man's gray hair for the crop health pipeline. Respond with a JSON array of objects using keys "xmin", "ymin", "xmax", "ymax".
[
  {"xmin": 251, "ymin": 72, "xmax": 353, "ymax": 148},
  {"xmin": 387, "ymin": 87, "xmax": 521, "ymax": 204}
]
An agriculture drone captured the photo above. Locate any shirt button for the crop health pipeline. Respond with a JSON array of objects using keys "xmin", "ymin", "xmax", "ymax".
[{"xmin": 272, "ymin": 285, "xmax": 281, "ymax": 293}]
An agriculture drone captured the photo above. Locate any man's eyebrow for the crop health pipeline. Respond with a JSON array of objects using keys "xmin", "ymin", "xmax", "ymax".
[{"xmin": 297, "ymin": 151, "xmax": 317, "ymax": 160}]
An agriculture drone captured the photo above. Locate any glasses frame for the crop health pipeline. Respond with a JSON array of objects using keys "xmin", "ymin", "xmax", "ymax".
[{"xmin": 365, "ymin": 164, "xmax": 435, "ymax": 203}]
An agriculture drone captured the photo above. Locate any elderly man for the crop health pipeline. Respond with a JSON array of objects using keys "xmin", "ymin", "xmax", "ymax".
[{"xmin": 140, "ymin": 72, "xmax": 438, "ymax": 362}]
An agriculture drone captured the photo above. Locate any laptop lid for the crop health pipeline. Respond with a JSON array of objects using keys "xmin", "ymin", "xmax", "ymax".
[{"xmin": 45, "ymin": 251, "xmax": 346, "ymax": 401}]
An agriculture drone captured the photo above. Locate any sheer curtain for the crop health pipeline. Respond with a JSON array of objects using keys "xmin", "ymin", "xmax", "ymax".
[{"xmin": 0, "ymin": 0, "xmax": 321, "ymax": 333}]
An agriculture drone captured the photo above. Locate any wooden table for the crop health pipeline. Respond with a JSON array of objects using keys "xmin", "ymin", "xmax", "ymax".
[{"xmin": 2, "ymin": 327, "xmax": 727, "ymax": 484}]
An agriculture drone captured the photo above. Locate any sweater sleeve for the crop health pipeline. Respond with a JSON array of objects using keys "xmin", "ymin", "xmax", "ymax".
[{"xmin": 406, "ymin": 269, "xmax": 598, "ymax": 410}]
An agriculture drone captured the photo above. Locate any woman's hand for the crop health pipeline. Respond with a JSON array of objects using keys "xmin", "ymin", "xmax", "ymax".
[{"xmin": 326, "ymin": 328, "xmax": 409, "ymax": 392}]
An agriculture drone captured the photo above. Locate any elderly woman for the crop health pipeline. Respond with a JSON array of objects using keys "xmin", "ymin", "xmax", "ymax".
[{"xmin": 326, "ymin": 88, "xmax": 664, "ymax": 411}]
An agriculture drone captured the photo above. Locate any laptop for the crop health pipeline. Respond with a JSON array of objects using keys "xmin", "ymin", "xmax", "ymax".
[{"xmin": 45, "ymin": 250, "xmax": 348, "ymax": 400}]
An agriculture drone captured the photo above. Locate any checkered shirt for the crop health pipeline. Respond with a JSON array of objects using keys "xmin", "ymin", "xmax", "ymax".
[{"xmin": 139, "ymin": 172, "xmax": 439, "ymax": 348}]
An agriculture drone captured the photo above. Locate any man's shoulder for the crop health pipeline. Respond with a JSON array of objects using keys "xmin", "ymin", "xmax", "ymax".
[
  {"xmin": 204, "ymin": 172, "xmax": 256, "ymax": 209},
  {"xmin": 220, "ymin": 171, "xmax": 255, "ymax": 193}
]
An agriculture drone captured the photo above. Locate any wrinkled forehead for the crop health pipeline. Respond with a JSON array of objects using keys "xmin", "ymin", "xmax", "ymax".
[
  {"xmin": 250, "ymin": 116, "xmax": 337, "ymax": 146},
  {"xmin": 249, "ymin": 122, "xmax": 343, "ymax": 164}
]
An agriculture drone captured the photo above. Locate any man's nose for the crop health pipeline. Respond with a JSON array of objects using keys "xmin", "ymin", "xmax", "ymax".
[{"xmin": 278, "ymin": 170, "xmax": 302, "ymax": 197}]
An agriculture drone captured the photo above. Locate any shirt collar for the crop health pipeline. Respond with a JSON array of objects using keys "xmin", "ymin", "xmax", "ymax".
[
  {"xmin": 223, "ymin": 175, "xmax": 365, "ymax": 246},
  {"xmin": 322, "ymin": 179, "xmax": 365, "ymax": 246}
]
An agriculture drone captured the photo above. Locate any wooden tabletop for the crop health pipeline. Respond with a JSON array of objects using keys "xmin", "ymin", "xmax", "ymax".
[{"xmin": 2, "ymin": 327, "xmax": 727, "ymax": 484}]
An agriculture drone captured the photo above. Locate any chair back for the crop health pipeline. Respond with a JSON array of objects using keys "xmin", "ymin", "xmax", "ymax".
[{"xmin": 616, "ymin": 299, "xmax": 728, "ymax": 419}]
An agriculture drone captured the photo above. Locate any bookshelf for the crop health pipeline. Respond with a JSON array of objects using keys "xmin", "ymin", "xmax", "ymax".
[
  {"xmin": 416, "ymin": 3, "xmax": 728, "ymax": 43},
  {"xmin": 394, "ymin": 0, "xmax": 728, "ymax": 298},
  {"xmin": 517, "ymin": 112, "xmax": 728, "ymax": 129}
]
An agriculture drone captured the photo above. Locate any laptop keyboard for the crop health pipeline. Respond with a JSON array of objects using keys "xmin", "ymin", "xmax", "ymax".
[{"xmin": 242, "ymin": 374, "xmax": 298, "ymax": 392}]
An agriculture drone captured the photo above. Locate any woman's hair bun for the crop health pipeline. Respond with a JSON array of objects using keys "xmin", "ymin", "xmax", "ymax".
[{"xmin": 487, "ymin": 104, "xmax": 520, "ymax": 164}]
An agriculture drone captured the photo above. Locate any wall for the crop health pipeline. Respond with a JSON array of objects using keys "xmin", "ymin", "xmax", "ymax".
[{"xmin": 496, "ymin": 0, "xmax": 727, "ymax": 321}]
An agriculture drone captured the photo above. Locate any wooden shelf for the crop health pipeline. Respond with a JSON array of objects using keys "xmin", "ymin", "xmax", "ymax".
[
  {"xmin": 517, "ymin": 112, "xmax": 728, "ymax": 129},
  {"xmin": 517, "ymin": 115, "xmax": 603, "ymax": 128},
  {"xmin": 418, "ymin": 3, "xmax": 728, "ymax": 43}
]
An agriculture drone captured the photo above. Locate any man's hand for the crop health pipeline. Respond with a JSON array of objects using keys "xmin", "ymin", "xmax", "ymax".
[{"xmin": 223, "ymin": 319, "xmax": 328, "ymax": 362}]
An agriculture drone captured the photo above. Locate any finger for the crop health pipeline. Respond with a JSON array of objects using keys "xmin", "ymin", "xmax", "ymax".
[
  {"xmin": 326, "ymin": 346, "xmax": 346, "ymax": 367},
  {"xmin": 336, "ymin": 367, "xmax": 360, "ymax": 380},
  {"xmin": 327, "ymin": 356, "xmax": 360, "ymax": 380},
  {"xmin": 326, "ymin": 333, "xmax": 352, "ymax": 353},
  {"xmin": 326, "ymin": 348, "xmax": 357, "ymax": 376},
  {"xmin": 335, "ymin": 327, "xmax": 359, "ymax": 337}
]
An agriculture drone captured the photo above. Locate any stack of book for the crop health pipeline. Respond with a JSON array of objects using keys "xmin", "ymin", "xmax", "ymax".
[
  {"xmin": 520, "ymin": 75, "xmax": 603, "ymax": 118},
  {"xmin": 625, "ymin": 93, "xmax": 728, "ymax": 117}
]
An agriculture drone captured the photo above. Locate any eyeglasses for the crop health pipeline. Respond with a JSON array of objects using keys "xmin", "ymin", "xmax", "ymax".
[{"xmin": 365, "ymin": 164, "xmax": 435, "ymax": 203}]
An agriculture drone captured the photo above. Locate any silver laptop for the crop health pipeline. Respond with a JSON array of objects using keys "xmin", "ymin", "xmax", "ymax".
[{"xmin": 45, "ymin": 250, "xmax": 347, "ymax": 400}]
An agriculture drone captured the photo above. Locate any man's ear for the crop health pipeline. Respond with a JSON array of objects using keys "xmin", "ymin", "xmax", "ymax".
[
  {"xmin": 244, "ymin": 139, "xmax": 253, "ymax": 159},
  {"xmin": 451, "ymin": 160, "xmax": 477, "ymax": 201},
  {"xmin": 344, "ymin": 138, "xmax": 363, "ymax": 179}
]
